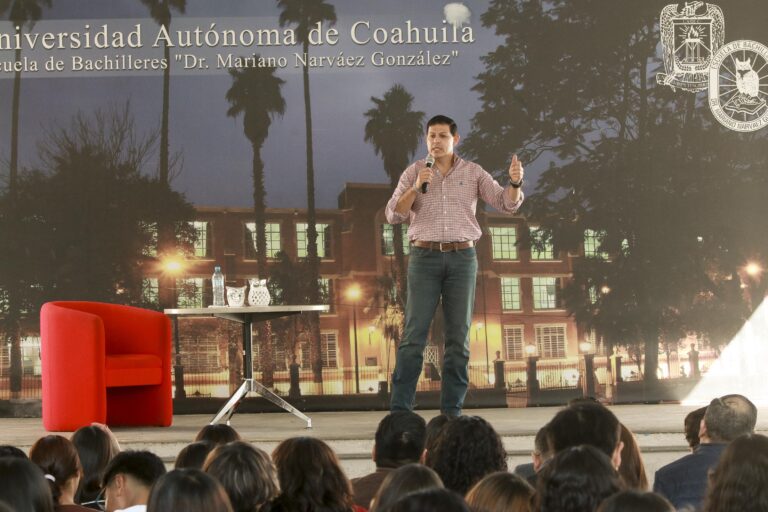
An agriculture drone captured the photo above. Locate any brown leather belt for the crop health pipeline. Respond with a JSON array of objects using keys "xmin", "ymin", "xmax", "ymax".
[{"xmin": 412, "ymin": 240, "xmax": 475, "ymax": 252}]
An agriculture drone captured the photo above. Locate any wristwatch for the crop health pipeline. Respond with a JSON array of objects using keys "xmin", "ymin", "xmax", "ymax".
[{"xmin": 511, "ymin": 179, "xmax": 524, "ymax": 189}]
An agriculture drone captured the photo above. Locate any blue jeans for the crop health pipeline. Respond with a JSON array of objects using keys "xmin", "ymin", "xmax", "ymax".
[{"xmin": 390, "ymin": 246, "xmax": 478, "ymax": 416}]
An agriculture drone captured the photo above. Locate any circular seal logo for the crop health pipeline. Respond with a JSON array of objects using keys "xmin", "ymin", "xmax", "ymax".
[{"xmin": 708, "ymin": 40, "xmax": 768, "ymax": 132}]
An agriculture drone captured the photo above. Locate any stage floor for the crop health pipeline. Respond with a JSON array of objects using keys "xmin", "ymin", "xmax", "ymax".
[{"xmin": 3, "ymin": 404, "xmax": 766, "ymax": 482}]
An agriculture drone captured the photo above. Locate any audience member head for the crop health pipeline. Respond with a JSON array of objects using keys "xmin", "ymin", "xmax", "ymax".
[
  {"xmin": 425, "ymin": 415, "xmax": 507, "ymax": 495},
  {"xmin": 532, "ymin": 423, "xmax": 551, "ymax": 472},
  {"xmin": 195, "ymin": 424, "xmax": 241, "ymax": 446},
  {"xmin": 703, "ymin": 433, "xmax": 768, "ymax": 512},
  {"xmin": 29, "ymin": 434, "xmax": 82, "ymax": 505},
  {"xmin": 204, "ymin": 441, "xmax": 279, "ymax": 512},
  {"xmin": 422, "ymin": 414, "xmax": 453, "ymax": 461},
  {"xmin": 369, "ymin": 463, "xmax": 443, "ymax": 512},
  {"xmin": 465, "ymin": 471, "xmax": 534, "ymax": 512},
  {"xmin": 701, "ymin": 394, "xmax": 757, "ymax": 443},
  {"xmin": 71, "ymin": 423, "xmax": 120, "ymax": 507},
  {"xmin": 684, "ymin": 407, "xmax": 707, "ymax": 450},
  {"xmin": 537, "ymin": 445, "xmax": 622, "ymax": 512},
  {"xmin": 597, "ymin": 490, "xmax": 674, "ymax": 512},
  {"xmin": 0, "ymin": 456, "xmax": 55, "ymax": 512},
  {"xmin": 101, "ymin": 450, "xmax": 166, "ymax": 512},
  {"xmin": 374, "ymin": 411, "xmax": 427, "ymax": 468},
  {"xmin": 0, "ymin": 445, "xmax": 27, "ymax": 459},
  {"xmin": 389, "ymin": 488, "xmax": 470, "ymax": 512},
  {"xmin": 618, "ymin": 423, "xmax": 648, "ymax": 490},
  {"xmin": 147, "ymin": 468, "xmax": 233, "ymax": 512},
  {"xmin": 547, "ymin": 402, "xmax": 622, "ymax": 467},
  {"xmin": 175, "ymin": 440, "xmax": 216, "ymax": 469},
  {"xmin": 271, "ymin": 436, "xmax": 354, "ymax": 512}
]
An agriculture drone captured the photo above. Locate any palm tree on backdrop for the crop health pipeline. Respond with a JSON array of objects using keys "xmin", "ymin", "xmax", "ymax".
[
  {"xmin": 140, "ymin": 0, "xmax": 185, "ymax": 309},
  {"xmin": 277, "ymin": 0, "xmax": 336, "ymax": 386},
  {"xmin": 364, "ymin": 84, "xmax": 424, "ymax": 304},
  {"xmin": 0, "ymin": 0, "xmax": 51, "ymax": 398},
  {"xmin": 226, "ymin": 61, "xmax": 286, "ymax": 388}
]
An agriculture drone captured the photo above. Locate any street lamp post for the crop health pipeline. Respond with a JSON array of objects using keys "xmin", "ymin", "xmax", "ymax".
[
  {"xmin": 347, "ymin": 284, "xmax": 362, "ymax": 394},
  {"xmin": 162, "ymin": 255, "xmax": 186, "ymax": 399},
  {"xmin": 579, "ymin": 341, "xmax": 595, "ymax": 399}
]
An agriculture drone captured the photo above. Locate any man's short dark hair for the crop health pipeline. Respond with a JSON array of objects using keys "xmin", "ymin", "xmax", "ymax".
[
  {"xmin": 427, "ymin": 115, "xmax": 457, "ymax": 135},
  {"xmin": 102, "ymin": 450, "xmax": 166, "ymax": 488},
  {"xmin": 684, "ymin": 406, "xmax": 707, "ymax": 449},
  {"xmin": 375, "ymin": 411, "xmax": 427, "ymax": 468},
  {"xmin": 704, "ymin": 394, "xmax": 757, "ymax": 442},
  {"xmin": 534, "ymin": 423, "xmax": 551, "ymax": 457},
  {"xmin": 0, "ymin": 445, "xmax": 27, "ymax": 459},
  {"xmin": 547, "ymin": 403, "xmax": 620, "ymax": 458}
]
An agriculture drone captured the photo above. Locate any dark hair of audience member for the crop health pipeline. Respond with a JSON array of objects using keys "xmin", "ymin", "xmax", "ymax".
[
  {"xmin": 102, "ymin": 450, "xmax": 167, "ymax": 491},
  {"xmin": 147, "ymin": 468, "xmax": 234, "ymax": 512},
  {"xmin": 425, "ymin": 415, "xmax": 507, "ymax": 495},
  {"xmin": 532, "ymin": 423, "xmax": 551, "ymax": 472},
  {"xmin": 195, "ymin": 424, "xmax": 242, "ymax": 446},
  {"xmin": 71, "ymin": 424, "xmax": 120, "ymax": 506},
  {"xmin": 271, "ymin": 436, "xmax": 355, "ymax": 512},
  {"xmin": 547, "ymin": 402, "xmax": 621, "ymax": 459},
  {"xmin": 374, "ymin": 411, "xmax": 427, "ymax": 467},
  {"xmin": 703, "ymin": 394, "xmax": 757, "ymax": 442},
  {"xmin": 703, "ymin": 433, "xmax": 768, "ymax": 512},
  {"xmin": 423, "ymin": 414, "xmax": 452, "ymax": 460},
  {"xmin": 684, "ymin": 407, "xmax": 707, "ymax": 450},
  {"xmin": 369, "ymin": 463, "xmax": 443, "ymax": 512},
  {"xmin": 175, "ymin": 441, "xmax": 216, "ymax": 469},
  {"xmin": 29, "ymin": 434, "xmax": 82, "ymax": 505},
  {"xmin": 618, "ymin": 423, "xmax": 648, "ymax": 490},
  {"xmin": 597, "ymin": 490, "xmax": 674, "ymax": 512},
  {"xmin": 388, "ymin": 488, "xmax": 470, "ymax": 512},
  {"xmin": 465, "ymin": 471, "xmax": 534, "ymax": 512},
  {"xmin": 536, "ymin": 445, "xmax": 622, "ymax": 512},
  {"xmin": 0, "ymin": 457, "xmax": 55, "ymax": 512},
  {"xmin": 204, "ymin": 441, "xmax": 279, "ymax": 512},
  {"xmin": 0, "ymin": 445, "xmax": 27, "ymax": 459}
]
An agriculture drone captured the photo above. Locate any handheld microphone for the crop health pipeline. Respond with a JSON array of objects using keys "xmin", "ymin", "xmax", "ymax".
[{"xmin": 421, "ymin": 154, "xmax": 435, "ymax": 193}]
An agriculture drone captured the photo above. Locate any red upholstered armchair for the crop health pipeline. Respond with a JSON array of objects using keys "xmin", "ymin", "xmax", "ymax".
[{"xmin": 41, "ymin": 301, "xmax": 173, "ymax": 431}]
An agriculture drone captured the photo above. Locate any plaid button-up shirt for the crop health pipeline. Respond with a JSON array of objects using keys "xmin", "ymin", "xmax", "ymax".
[{"xmin": 385, "ymin": 155, "xmax": 524, "ymax": 242}]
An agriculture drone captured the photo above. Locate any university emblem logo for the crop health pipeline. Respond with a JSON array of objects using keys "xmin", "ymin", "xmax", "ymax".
[{"xmin": 657, "ymin": 1, "xmax": 725, "ymax": 93}]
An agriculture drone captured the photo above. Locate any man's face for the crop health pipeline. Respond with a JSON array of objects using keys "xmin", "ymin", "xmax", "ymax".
[{"xmin": 427, "ymin": 123, "xmax": 460, "ymax": 158}]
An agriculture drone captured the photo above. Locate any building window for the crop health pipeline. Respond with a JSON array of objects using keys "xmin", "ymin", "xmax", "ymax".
[
  {"xmin": 140, "ymin": 221, "xmax": 158, "ymax": 257},
  {"xmin": 535, "ymin": 324, "xmax": 567, "ymax": 359},
  {"xmin": 141, "ymin": 278, "xmax": 159, "ymax": 306},
  {"xmin": 381, "ymin": 224, "xmax": 410, "ymax": 256},
  {"xmin": 503, "ymin": 325, "xmax": 525, "ymax": 361},
  {"xmin": 176, "ymin": 278, "xmax": 204, "ymax": 308},
  {"xmin": 490, "ymin": 226, "xmax": 518, "ymax": 260},
  {"xmin": 530, "ymin": 226, "xmax": 554, "ymax": 260},
  {"xmin": 244, "ymin": 222, "xmax": 281, "ymax": 259},
  {"xmin": 253, "ymin": 333, "xmax": 288, "ymax": 371},
  {"xmin": 299, "ymin": 331, "xmax": 338, "ymax": 368},
  {"xmin": 501, "ymin": 277, "xmax": 522, "ymax": 311},
  {"xmin": 318, "ymin": 277, "xmax": 335, "ymax": 314},
  {"xmin": 532, "ymin": 277, "xmax": 560, "ymax": 310},
  {"xmin": 182, "ymin": 337, "xmax": 220, "ymax": 372},
  {"xmin": 190, "ymin": 221, "xmax": 212, "ymax": 258},
  {"xmin": 297, "ymin": 222, "xmax": 331, "ymax": 259},
  {"xmin": 584, "ymin": 229, "xmax": 608, "ymax": 259}
]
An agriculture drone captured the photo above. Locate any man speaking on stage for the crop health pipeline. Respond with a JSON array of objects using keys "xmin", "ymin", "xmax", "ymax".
[{"xmin": 385, "ymin": 114, "xmax": 524, "ymax": 418}]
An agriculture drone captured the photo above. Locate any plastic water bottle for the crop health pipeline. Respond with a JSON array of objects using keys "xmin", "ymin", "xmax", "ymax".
[{"xmin": 212, "ymin": 266, "xmax": 225, "ymax": 307}]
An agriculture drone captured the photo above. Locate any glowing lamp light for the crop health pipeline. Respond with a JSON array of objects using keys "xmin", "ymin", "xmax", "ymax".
[
  {"xmin": 346, "ymin": 284, "xmax": 362, "ymax": 302},
  {"xmin": 162, "ymin": 256, "xmax": 184, "ymax": 274},
  {"xmin": 525, "ymin": 344, "xmax": 537, "ymax": 356},
  {"xmin": 745, "ymin": 262, "xmax": 763, "ymax": 278},
  {"xmin": 579, "ymin": 341, "xmax": 593, "ymax": 354}
]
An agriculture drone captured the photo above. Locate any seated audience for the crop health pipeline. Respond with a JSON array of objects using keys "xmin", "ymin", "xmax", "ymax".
[
  {"xmin": 71, "ymin": 424, "xmax": 120, "ymax": 509},
  {"xmin": 0, "ymin": 456, "xmax": 55, "ymax": 512},
  {"xmin": 101, "ymin": 450, "xmax": 166, "ymax": 512},
  {"xmin": 195, "ymin": 424, "xmax": 241, "ymax": 446},
  {"xmin": 597, "ymin": 490, "xmax": 674, "ymax": 512},
  {"xmin": 147, "ymin": 468, "xmax": 233, "ymax": 512},
  {"xmin": 703, "ymin": 433, "xmax": 768, "ymax": 512},
  {"xmin": 388, "ymin": 488, "xmax": 470, "ymax": 512},
  {"xmin": 175, "ymin": 441, "xmax": 215, "ymax": 470},
  {"xmin": 369, "ymin": 463, "xmax": 443, "ymax": 512},
  {"xmin": 30, "ymin": 435, "xmax": 91, "ymax": 511},
  {"xmin": 536, "ymin": 445, "xmax": 622, "ymax": 512},
  {"xmin": 0, "ymin": 445, "xmax": 27, "ymax": 459},
  {"xmin": 271, "ymin": 436, "xmax": 364, "ymax": 512},
  {"xmin": 547, "ymin": 402, "xmax": 623, "ymax": 467},
  {"xmin": 465, "ymin": 471, "xmax": 534, "ymax": 512},
  {"xmin": 684, "ymin": 406, "xmax": 707, "ymax": 451},
  {"xmin": 352, "ymin": 411, "xmax": 426, "ymax": 508},
  {"xmin": 421, "ymin": 414, "xmax": 452, "ymax": 462},
  {"xmin": 425, "ymin": 416, "xmax": 507, "ymax": 495},
  {"xmin": 618, "ymin": 423, "xmax": 648, "ymax": 490},
  {"xmin": 204, "ymin": 441, "xmax": 279, "ymax": 512},
  {"xmin": 513, "ymin": 423, "xmax": 550, "ymax": 484},
  {"xmin": 654, "ymin": 394, "xmax": 757, "ymax": 510}
]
